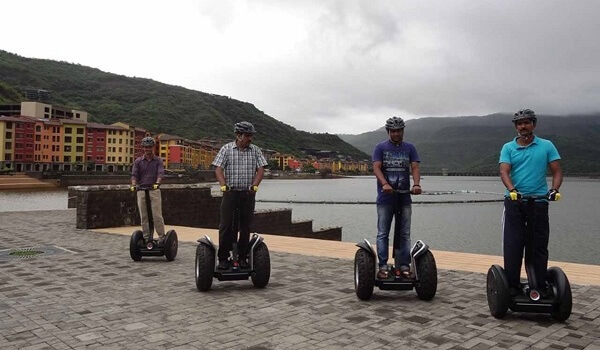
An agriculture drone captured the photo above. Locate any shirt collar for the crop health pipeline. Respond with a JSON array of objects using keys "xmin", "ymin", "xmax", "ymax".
[{"xmin": 513, "ymin": 135, "xmax": 538, "ymax": 148}]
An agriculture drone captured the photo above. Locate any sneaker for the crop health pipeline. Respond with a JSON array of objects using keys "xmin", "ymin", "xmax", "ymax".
[
  {"xmin": 217, "ymin": 260, "xmax": 229, "ymax": 270},
  {"xmin": 377, "ymin": 266, "xmax": 390, "ymax": 279}
]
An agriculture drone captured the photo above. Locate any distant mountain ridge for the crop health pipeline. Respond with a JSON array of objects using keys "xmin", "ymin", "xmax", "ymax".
[
  {"xmin": 0, "ymin": 50, "xmax": 368, "ymax": 159},
  {"xmin": 339, "ymin": 114, "xmax": 600, "ymax": 173}
]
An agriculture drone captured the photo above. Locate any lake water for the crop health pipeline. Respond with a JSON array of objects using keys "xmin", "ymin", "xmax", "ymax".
[{"xmin": 0, "ymin": 176, "xmax": 598, "ymax": 265}]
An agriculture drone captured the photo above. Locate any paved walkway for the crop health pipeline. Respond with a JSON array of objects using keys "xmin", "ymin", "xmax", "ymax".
[{"xmin": 0, "ymin": 210, "xmax": 599, "ymax": 350}]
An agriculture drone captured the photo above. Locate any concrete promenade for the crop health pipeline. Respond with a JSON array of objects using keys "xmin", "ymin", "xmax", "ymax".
[{"xmin": 1, "ymin": 210, "xmax": 599, "ymax": 349}]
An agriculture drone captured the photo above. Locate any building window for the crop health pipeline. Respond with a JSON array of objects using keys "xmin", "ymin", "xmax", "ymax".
[
  {"xmin": 35, "ymin": 125, "xmax": 41, "ymax": 132},
  {"xmin": 76, "ymin": 146, "xmax": 83, "ymax": 152},
  {"xmin": 77, "ymin": 128, "xmax": 84, "ymax": 134},
  {"xmin": 65, "ymin": 127, "xmax": 72, "ymax": 134},
  {"xmin": 4, "ymin": 142, "xmax": 11, "ymax": 150},
  {"xmin": 76, "ymin": 156, "xmax": 83, "ymax": 162},
  {"xmin": 5, "ymin": 132, "xmax": 12, "ymax": 139},
  {"xmin": 6, "ymin": 122, "xmax": 12, "ymax": 129},
  {"xmin": 65, "ymin": 136, "xmax": 72, "ymax": 143},
  {"xmin": 64, "ymin": 146, "xmax": 72, "ymax": 152},
  {"xmin": 76, "ymin": 137, "xmax": 84, "ymax": 143}
]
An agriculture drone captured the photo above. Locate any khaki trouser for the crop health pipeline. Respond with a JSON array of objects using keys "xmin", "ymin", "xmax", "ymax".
[{"xmin": 137, "ymin": 189, "xmax": 166, "ymax": 241}]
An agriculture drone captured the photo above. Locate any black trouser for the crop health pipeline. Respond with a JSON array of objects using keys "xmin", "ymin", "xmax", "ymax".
[
  {"xmin": 218, "ymin": 191, "xmax": 256, "ymax": 261},
  {"xmin": 503, "ymin": 199, "xmax": 550, "ymax": 290}
]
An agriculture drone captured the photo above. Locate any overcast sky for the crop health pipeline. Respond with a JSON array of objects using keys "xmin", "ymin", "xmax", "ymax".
[{"xmin": 2, "ymin": 0, "xmax": 600, "ymax": 134}]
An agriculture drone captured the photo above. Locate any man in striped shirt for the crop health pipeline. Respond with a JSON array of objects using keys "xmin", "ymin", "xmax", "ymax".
[{"xmin": 212, "ymin": 121, "xmax": 268, "ymax": 270}]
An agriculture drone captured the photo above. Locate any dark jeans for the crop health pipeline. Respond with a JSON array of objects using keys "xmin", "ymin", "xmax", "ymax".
[
  {"xmin": 502, "ymin": 199, "xmax": 550, "ymax": 290},
  {"xmin": 218, "ymin": 191, "xmax": 256, "ymax": 261}
]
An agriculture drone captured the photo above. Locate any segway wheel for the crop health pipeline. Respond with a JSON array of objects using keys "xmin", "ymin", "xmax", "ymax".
[
  {"xmin": 548, "ymin": 267, "xmax": 572, "ymax": 321},
  {"xmin": 195, "ymin": 244, "xmax": 214, "ymax": 291},
  {"xmin": 354, "ymin": 248, "xmax": 375, "ymax": 300},
  {"xmin": 130, "ymin": 230, "xmax": 143, "ymax": 261},
  {"xmin": 486, "ymin": 265, "xmax": 510, "ymax": 319},
  {"xmin": 164, "ymin": 230, "xmax": 178, "ymax": 262},
  {"xmin": 414, "ymin": 250, "xmax": 437, "ymax": 301},
  {"xmin": 251, "ymin": 242, "xmax": 271, "ymax": 288}
]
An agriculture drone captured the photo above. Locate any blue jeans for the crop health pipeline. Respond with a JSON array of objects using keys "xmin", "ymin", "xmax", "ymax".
[{"xmin": 376, "ymin": 203, "xmax": 412, "ymax": 269}]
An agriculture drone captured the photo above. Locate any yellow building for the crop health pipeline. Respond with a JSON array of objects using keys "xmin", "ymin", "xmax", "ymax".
[
  {"xmin": 270, "ymin": 153, "xmax": 295, "ymax": 170},
  {"xmin": 60, "ymin": 119, "xmax": 87, "ymax": 171},
  {"xmin": 111, "ymin": 122, "xmax": 137, "ymax": 164},
  {"xmin": 0, "ymin": 118, "xmax": 13, "ymax": 169},
  {"xmin": 104, "ymin": 124, "xmax": 132, "ymax": 172}
]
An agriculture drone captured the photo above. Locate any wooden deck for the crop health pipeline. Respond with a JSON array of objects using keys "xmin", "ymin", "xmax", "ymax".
[
  {"xmin": 95, "ymin": 225, "xmax": 600, "ymax": 286},
  {"xmin": 0, "ymin": 174, "xmax": 57, "ymax": 190}
]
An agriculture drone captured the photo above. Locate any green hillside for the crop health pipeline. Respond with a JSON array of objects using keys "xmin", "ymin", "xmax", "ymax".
[
  {"xmin": 340, "ymin": 114, "xmax": 600, "ymax": 174},
  {"xmin": 0, "ymin": 50, "xmax": 368, "ymax": 159}
]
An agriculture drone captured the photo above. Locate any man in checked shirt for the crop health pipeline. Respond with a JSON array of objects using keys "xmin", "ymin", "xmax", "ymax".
[{"xmin": 212, "ymin": 121, "xmax": 267, "ymax": 270}]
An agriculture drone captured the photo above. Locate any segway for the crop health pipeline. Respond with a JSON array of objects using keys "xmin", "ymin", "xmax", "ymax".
[
  {"xmin": 486, "ymin": 195, "xmax": 572, "ymax": 321},
  {"xmin": 354, "ymin": 238, "xmax": 437, "ymax": 300},
  {"xmin": 195, "ymin": 233, "xmax": 270, "ymax": 291},
  {"xmin": 354, "ymin": 188, "xmax": 437, "ymax": 300},
  {"xmin": 129, "ymin": 185, "xmax": 178, "ymax": 262},
  {"xmin": 195, "ymin": 201, "xmax": 270, "ymax": 291}
]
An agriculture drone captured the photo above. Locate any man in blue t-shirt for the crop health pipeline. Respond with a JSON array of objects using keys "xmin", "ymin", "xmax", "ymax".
[
  {"xmin": 372, "ymin": 116, "xmax": 421, "ymax": 279},
  {"xmin": 499, "ymin": 109, "xmax": 562, "ymax": 296}
]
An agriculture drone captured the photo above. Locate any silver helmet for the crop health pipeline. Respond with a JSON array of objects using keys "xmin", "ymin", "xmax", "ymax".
[
  {"xmin": 385, "ymin": 116, "xmax": 405, "ymax": 130},
  {"xmin": 512, "ymin": 109, "xmax": 537, "ymax": 124},
  {"xmin": 234, "ymin": 121, "xmax": 256, "ymax": 134},
  {"xmin": 141, "ymin": 136, "xmax": 155, "ymax": 147}
]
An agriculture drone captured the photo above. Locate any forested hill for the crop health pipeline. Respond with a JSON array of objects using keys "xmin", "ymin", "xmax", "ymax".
[
  {"xmin": 339, "ymin": 114, "xmax": 600, "ymax": 174},
  {"xmin": 0, "ymin": 50, "xmax": 368, "ymax": 159}
]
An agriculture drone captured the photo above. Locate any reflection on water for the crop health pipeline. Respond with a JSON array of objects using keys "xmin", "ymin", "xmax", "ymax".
[{"xmin": 1, "ymin": 176, "xmax": 598, "ymax": 264}]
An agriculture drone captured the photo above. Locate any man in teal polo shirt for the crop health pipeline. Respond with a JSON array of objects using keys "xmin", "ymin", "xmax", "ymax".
[{"xmin": 499, "ymin": 108, "xmax": 563, "ymax": 296}]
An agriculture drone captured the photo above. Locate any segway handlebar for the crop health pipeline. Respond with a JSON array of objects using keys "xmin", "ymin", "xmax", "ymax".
[
  {"xmin": 385, "ymin": 189, "xmax": 414, "ymax": 194},
  {"xmin": 131, "ymin": 184, "xmax": 160, "ymax": 192}
]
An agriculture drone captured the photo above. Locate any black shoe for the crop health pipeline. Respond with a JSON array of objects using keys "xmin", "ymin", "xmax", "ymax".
[
  {"xmin": 239, "ymin": 259, "xmax": 249, "ymax": 269},
  {"xmin": 509, "ymin": 287, "xmax": 521, "ymax": 297},
  {"xmin": 217, "ymin": 260, "xmax": 229, "ymax": 270}
]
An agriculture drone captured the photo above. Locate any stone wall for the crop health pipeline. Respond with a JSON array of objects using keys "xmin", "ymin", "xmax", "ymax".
[
  {"xmin": 72, "ymin": 184, "xmax": 342, "ymax": 241},
  {"xmin": 60, "ymin": 170, "xmax": 215, "ymax": 187}
]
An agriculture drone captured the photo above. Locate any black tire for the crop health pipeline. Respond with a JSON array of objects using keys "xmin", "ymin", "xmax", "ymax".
[
  {"xmin": 548, "ymin": 267, "xmax": 572, "ymax": 321},
  {"xmin": 414, "ymin": 250, "xmax": 438, "ymax": 300},
  {"xmin": 130, "ymin": 230, "xmax": 143, "ymax": 261},
  {"xmin": 164, "ymin": 230, "xmax": 178, "ymax": 262},
  {"xmin": 251, "ymin": 242, "xmax": 271, "ymax": 288},
  {"xmin": 354, "ymin": 248, "xmax": 375, "ymax": 300},
  {"xmin": 486, "ymin": 264, "xmax": 510, "ymax": 318},
  {"xmin": 195, "ymin": 244, "xmax": 214, "ymax": 291}
]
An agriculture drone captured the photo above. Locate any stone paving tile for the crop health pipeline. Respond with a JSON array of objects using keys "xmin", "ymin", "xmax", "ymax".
[{"xmin": 0, "ymin": 209, "xmax": 599, "ymax": 349}]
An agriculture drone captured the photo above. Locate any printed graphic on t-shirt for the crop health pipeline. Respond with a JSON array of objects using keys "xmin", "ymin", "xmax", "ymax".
[{"xmin": 383, "ymin": 150, "xmax": 410, "ymax": 190}]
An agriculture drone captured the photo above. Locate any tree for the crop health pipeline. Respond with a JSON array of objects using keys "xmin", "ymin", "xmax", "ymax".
[{"xmin": 302, "ymin": 163, "xmax": 316, "ymax": 173}]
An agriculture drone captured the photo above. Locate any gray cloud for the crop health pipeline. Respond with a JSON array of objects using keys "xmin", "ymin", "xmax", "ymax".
[
  {"xmin": 3, "ymin": 0, "xmax": 599, "ymax": 134},
  {"xmin": 215, "ymin": 0, "xmax": 600, "ymax": 133}
]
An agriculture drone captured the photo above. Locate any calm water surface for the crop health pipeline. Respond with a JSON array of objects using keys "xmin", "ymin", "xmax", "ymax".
[{"xmin": 0, "ymin": 176, "xmax": 598, "ymax": 264}]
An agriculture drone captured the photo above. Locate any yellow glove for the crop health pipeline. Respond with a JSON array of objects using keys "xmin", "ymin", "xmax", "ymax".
[
  {"xmin": 509, "ymin": 189, "xmax": 521, "ymax": 201},
  {"xmin": 547, "ymin": 189, "xmax": 561, "ymax": 201},
  {"xmin": 152, "ymin": 183, "xmax": 160, "ymax": 190},
  {"xmin": 220, "ymin": 185, "xmax": 229, "ymax": 192},
  {"xmin": 251, "ymin": 185, "xmax": 259, "ymax": 192},
  {"xmin": 130, "ymin": 185, "xmax": 136, "ymax": 192}
]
